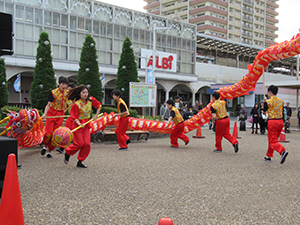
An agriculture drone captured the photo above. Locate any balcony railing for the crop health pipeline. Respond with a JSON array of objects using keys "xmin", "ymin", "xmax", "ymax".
[
  {"xmin": 242, "ymin": 15, "xmax": 253, "ymax": 22},
  {"xmin": 242, "ymin": 32, "xmax": 253, "ymax": 38},
  {"xmin": 242, "ymin": 24, "xmax": 253, "ymax": 30},
  {"xmin": 242, "ymin": 7, "xmax": 253, "ymax": 13},
  {"xmin": 243, "ymin": 0, "xmax": 254, "ymax": 5}
]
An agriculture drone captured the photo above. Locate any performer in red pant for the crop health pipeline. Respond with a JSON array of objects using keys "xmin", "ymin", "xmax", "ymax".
[
  {"xmin": 112, "ymin": 90, "xmax": 130, "ymax": 150},
  {"xmin": 211, "ymin": 91, "xmax": 238, "ymax": 153},
  {"xmin": 41, "ymin": 76, "xmax": 69, "ymax": 158},
  {"xmin": 263, "ymin": 85, "xmax": 288, "ymax": 164},
  {"xmin": 165, "ymin": 99, "xmax": 189, "ymax": 148},
  {"xmin": 64, "ymin": 85, "xmax": 101, "ymax": 168},
  {"xmin": 57, "ymin": 83, "xmax": 76, "ymax": 154}
]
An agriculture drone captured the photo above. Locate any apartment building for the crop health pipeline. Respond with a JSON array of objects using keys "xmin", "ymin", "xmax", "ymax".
[{"xmin": 144, "ymin": 0, "xmax": 279, "ymax": 48}]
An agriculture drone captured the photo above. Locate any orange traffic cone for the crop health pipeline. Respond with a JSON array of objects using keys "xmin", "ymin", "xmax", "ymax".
[
  {"xmin": 279, "ymin": 127, "xmax": 289, "ymax": 143},
  {"xmin": 0, "ymin": 154, "xmax": 24, "ymax": 225},
  {"xmin": 193, "ymin": 126, "xmax": 205, "ymax": 138},
  {"xmin": 232, "ymin": 121, "xmax": 241, "ymax": 139},
  {"xmin": 158, "ymin": 217, "xmax": 174, "ymax": 225}
]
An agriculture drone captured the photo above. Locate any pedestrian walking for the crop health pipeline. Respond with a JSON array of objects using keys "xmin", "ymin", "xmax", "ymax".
[{"xmin": 250, "ymin": 103, "xmax": 259, "ymax": 134}]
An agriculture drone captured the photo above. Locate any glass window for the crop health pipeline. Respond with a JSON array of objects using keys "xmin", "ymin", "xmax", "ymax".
[
  {"xmin": 77, "ymin": 33, "xmax": 84, "ymax": 46},
  {"xmin": 106, "ymin": 38, "xmax": 112, "ymax": 50},
  {"xmin": 156, "ymin": 33, "xmax": 161, "ymax": 46},
  {"xmin": 69, "ymin": 47, "xmax": 76, "ymax": 60},
  {"xmin": 26, "ymin": 7, "xmax": 33, "ymax": 23},
  {"xmin": 99, "ymin": 37, "xmax": 106, "ymax": 50},
  {"xmin": 70, "ymin": 16, "xmax": 76, "ymax": 30},
  {"xmin": 34, "ymin": 26, "xmax": 42, "ymax": 41},
  {"xmin": 15, "ymin": 23, "xmax": 24, "ymax": 38},
  {"xmin": 70, "ymin": 32, "xmax": 76, "ymax": 45},
  {"xmin": 35, "ymin": 9, "xmax": 42, "ymax": 25},
  {"xmin": 134, "ymin": 29, "xmax": 139, "ymax": 41},
  {"xmin": 121, "ymin": 26, "xmax": 126, "ymax": 39},
  {"xmin": 106, "ymin": 52, "xmax": 112, "ymax": 64},
  {"xmin": 99, "ymin": 51, "xmax": 106, "ymax": 64},
  {"xmin": 44, "ymin": 11, "xmax": 51, "ymax": 26},
  {"xmin": 94, "ymin": 36, "xmax": 99, "ymax": 49},
  {"xmin": 61, "ymin": 30, "xmax": 68, "ymax": 44},
  {"xmin": 78, "ymin": 18, "xmax": 84, "ymax": 30},
  {"xmin": 140, "ymin": 30, "xmax": 145, "ymax": 42},
  {"xmin": 53, "ymin": 45, "xmax": 59, "ymax": 59},
  {"xmin": 114, "ymin": 25, "xmax": 120, "ymax": 38},
  {"xmin": 107, "ymin": 23, "xmax": 113, "ymax": 36},
  {"xmin": 100, "ymin": 22, "xmax": 106, "ymax": 35},
  {"xmin": 5, "ymin": 3, "xmax": 13, "ymax": 15},
  {"xmin": 61, "ymin": 46, "xmax": 67, "ymax": 60},
  {"xmin": 61, "ymin": 14, "xmax": 68, "ymax": 28},
  {"xmin": 113, "ymin": 53, "xmax": 119, "ymax": 65},
  {"xmin": 167, "ymin": 36, "xmax": 172, "ymax": 47},
  {"xmin": 15, "ymin": 40, "xmax": 24, "ymax": 55},
  {"xmin": 0, "ymin": 2, "xmax": 3, "ymax": 12},
  {"xmin": 145, "ymin": 31, "xmax": 150, "ymax": 43},
  {"xmin": 53, "ymin": 13, "xmax": 60, "ymax": 27},
  {"xmin": 113, "ymin": 39, "xmax": 120, "ymax": 52},
  {"xmin": 43, "ymin": 29, "xmax": 51, "ymax": 42},
  {"xmin": 177, "ymin": 38, "xmax": 181, "ymax": 48},
  {"xmin": 93, "ymin": 21, "xmax": 99, "ymax": 34},
  {"xmin": 77, "ymin": 48, "xmax": 82, "ymax": 61},
  {"xmin": 24, "ymin": 24, "xmax": 33, "ymax": 39},
  {"xmin": 161, "ymin": 34, "xmax": 166, "ymax": 46},
  {"xmin": 127, "ymin": 28, "xmax": 132, "ymax": 39},
  {"xmin": 16, "ymin": 5, "xmax": 24, "ymax": 21},
  {"xmin": 53, "ymin": 29, "xmax": 60, "ymax": 43},
  {"xmin": 85, "ymin": 19, "xmax": 91, "ymax": 32},
  {"xmin": 24, "ymin": 41, "xmax": 33, "ymax": 56}
]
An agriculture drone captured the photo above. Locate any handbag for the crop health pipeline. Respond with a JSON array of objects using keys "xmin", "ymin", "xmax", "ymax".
[
  {"xmin": 262, "ymin": 113, "xmax": 268, "ymax": 120},
  {"xmin": 249, "ymin": 116, "xmax": 253, "ymax": 123}
]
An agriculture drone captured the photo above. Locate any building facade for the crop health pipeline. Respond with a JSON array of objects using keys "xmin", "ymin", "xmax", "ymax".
[
  {"xmin": 1, "ymin": 0, "xmax": 202, "ymax": 109},
  {"xmin": 144, "ymin": 0, "xmax": 279, "ymax": 48}
]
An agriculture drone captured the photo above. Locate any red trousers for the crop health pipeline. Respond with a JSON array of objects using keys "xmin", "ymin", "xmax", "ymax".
[
  {"xmin": 65, "ymin": 124, "xmax": 91, "ymax": 162},
  {"xmin": 43, "ymin": 108, "xmax": 64, "ymax": 151},
  {"xmin": 215, "ymin": 117, "xmax": 238, "ymax": 151},
  {"xmin": 65, "ymin": 117, "xmax": 73, "ymax": 129},
  {"xmin": 266, "ymin": 119, "xmax": 285, "ymax": 157},
  {"xmin": 170, "ymin": 122, "xmax": 189, "ymax": 147},
  {"xmin": 116, "ymin": 117, "xmax": 129, "ymax": 148}
]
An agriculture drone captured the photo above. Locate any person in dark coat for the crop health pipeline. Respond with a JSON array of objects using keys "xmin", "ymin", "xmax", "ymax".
[
  {"xmin": 239, "ymin": 104, "xmax": 247, "ymax": 131},
  {"xmin": 258, "ymin": 101, "xmax": 267, "ymax": 134},
  {"xmin": 251, "ymin": 103, "xmax": 259, "ymax": 134}
]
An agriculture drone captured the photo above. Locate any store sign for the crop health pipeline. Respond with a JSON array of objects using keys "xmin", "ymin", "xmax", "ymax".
[{"xmin": 140, "ymin": 49, "xmax": 177, "ymax": 73}]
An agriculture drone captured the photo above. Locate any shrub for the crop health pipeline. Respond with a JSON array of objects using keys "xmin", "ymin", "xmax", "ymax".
[
  {"xmin": 0, "ymin": 106, "xmax": 21, "ymax": 120},
  {"xmin": 100, "ymin": 106, "xmax": 138, "ymax": 118}
]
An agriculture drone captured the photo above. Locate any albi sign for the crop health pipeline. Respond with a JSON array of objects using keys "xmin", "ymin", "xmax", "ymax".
[{"xmin": 140, "ymin": 49, "xmax": 177, "ymax": 73}]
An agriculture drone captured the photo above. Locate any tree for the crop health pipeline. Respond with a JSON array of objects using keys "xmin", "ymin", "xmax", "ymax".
[
  {"xmin": 31, "ymin": 31, "xmax": 56, "ymax": 110},
  {"xmin": 78, "ymin": 34, "xmax": 102, "ymax": 101},
  {"xmin": 115, "ymin": 37, "xmax": 139, "ymax": 104},
  {"xmin": 0, "ymin": 58, "xmax": 8, "ymax": 108}
]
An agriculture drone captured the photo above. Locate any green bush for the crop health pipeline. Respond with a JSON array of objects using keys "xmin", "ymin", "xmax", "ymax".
[
  {"xmin": 100, "ymin": 106, "xmax": 118, "ymax": 114},
  {"xmin": 0, "ymin": 106, "xmax": 21, "ymax": 120},
  {"xmin": 100, "ymin": 106, "xmax": 138, "ymax": 118},
  {"xmin": 129, "ymin": 109, "xmax": 138, "ymax": 118}
]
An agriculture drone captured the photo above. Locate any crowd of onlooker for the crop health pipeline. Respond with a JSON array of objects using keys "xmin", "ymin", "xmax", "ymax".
[
  {"xmin": 160, "ymin": 96, "xmax": 300, "ymax": 133},
  {"xmin": 160, "ymin": 96, "xmax": 204, "ymax": 121}
]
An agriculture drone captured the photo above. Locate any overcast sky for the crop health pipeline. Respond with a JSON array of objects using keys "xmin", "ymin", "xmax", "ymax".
[{"xmin": 99, "ymin": 0, "xmax": 299, "ymax": 43}]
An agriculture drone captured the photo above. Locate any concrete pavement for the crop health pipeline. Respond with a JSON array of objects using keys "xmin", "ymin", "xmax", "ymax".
[{"xmin": 15, "ymin": 125, "xmax": 300, "ymax": 224}]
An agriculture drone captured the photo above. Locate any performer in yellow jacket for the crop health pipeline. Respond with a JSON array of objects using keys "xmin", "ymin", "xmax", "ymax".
[
  {"xmin": 165, "ymin": 99, "xmax": 189, "ymax": 148},
  {"xmin": 41, "ymin": 76, "xmax": 69, "ymax": 158},
  {"xmin": 211, "ymin": 91, "xmax": 238, "ymax": 153}
]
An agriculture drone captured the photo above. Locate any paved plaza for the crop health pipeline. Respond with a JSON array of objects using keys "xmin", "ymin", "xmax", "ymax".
[{"xmin": 17, "ymin": 123, "xmax": 300, "ymax": 224}]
